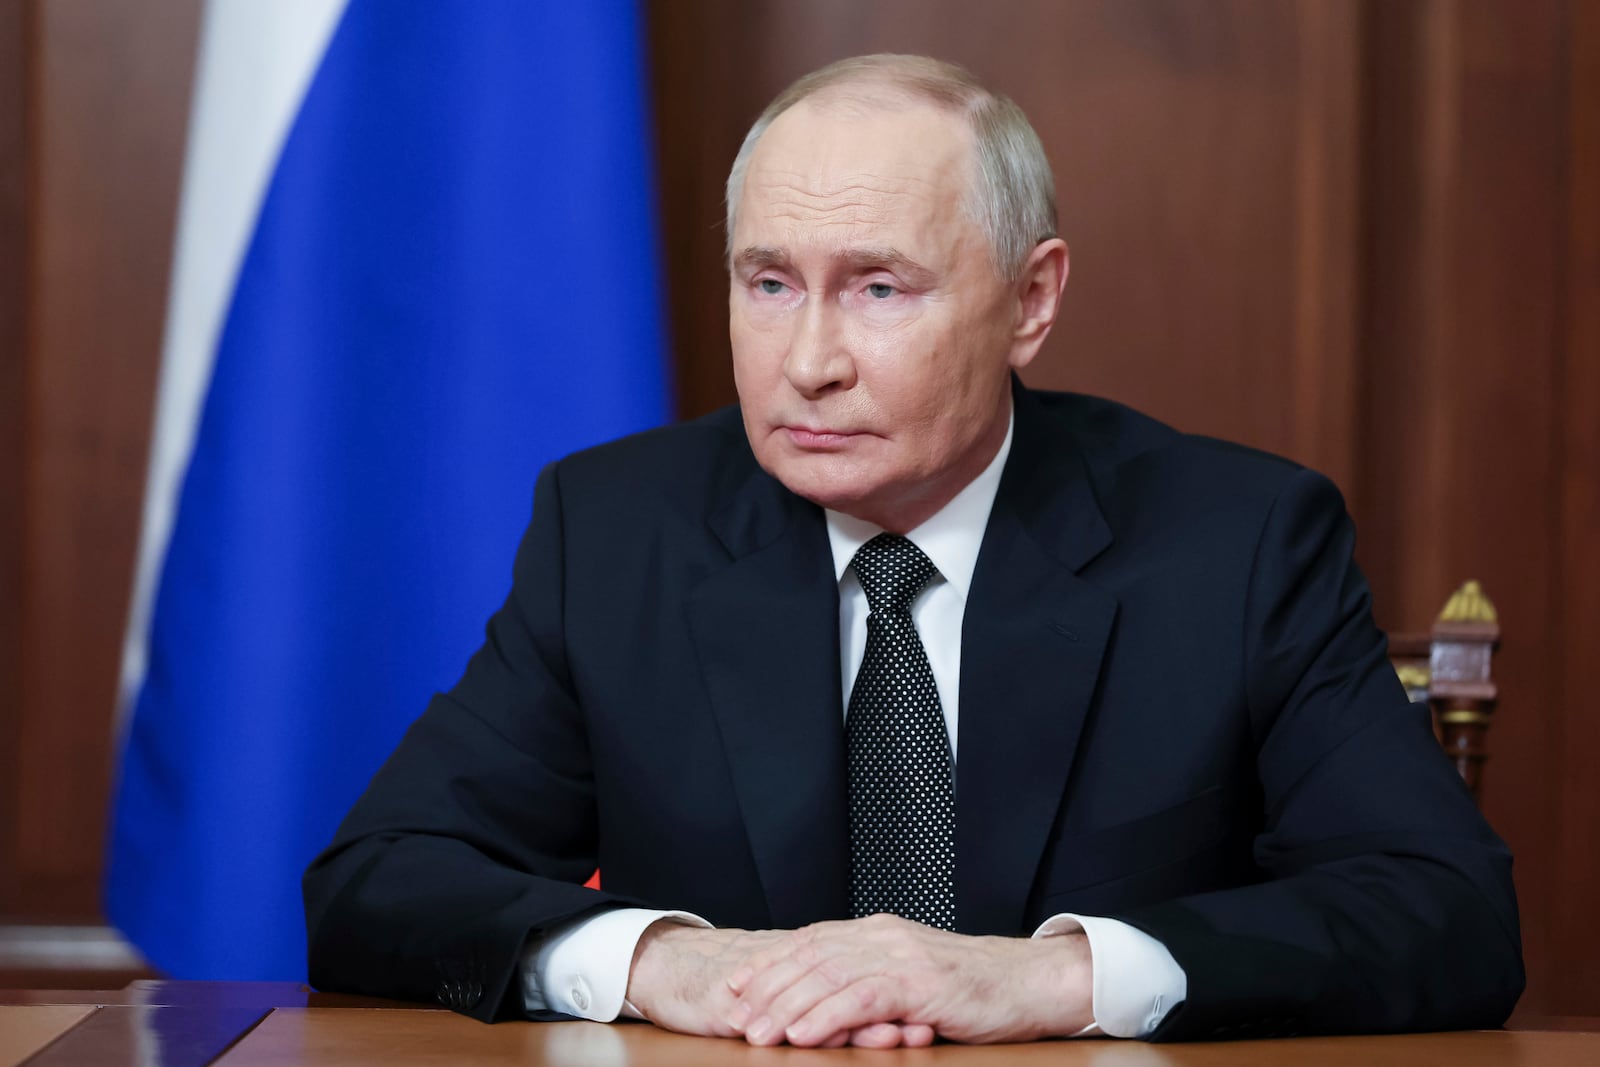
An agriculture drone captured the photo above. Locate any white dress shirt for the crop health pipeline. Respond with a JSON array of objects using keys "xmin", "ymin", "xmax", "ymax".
[{"xmin": 521, "ymin": 406, "xmax": 1187, "ymax": 1038}]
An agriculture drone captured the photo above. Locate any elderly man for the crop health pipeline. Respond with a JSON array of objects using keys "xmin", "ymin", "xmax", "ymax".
[{"xmin": 303, "ymin": 55, "xmax": 1523, "ymax": 1045}]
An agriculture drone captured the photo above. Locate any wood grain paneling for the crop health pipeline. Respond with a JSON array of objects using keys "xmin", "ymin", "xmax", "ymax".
[
  {"xmin": 1553, "ymin": 0, "xmax": 1600, "ymax": 1013},
  {"xmin": 647, "ymin": 0, "xmax": 762, "ymax": 419},
  {"xmin": 11, "ymin": 0, "xmax": 199, "ymax": 918},
  {"xmin": 1285, "ymin": 0, "xmax": 1362, "ymax": 500},
  {"xmin": 1358, "ymin": 0, "xmax": 1572, "ymax": 1015},
  {"xmin": 0, "ymin": 0, "xmax": 30, "ymax": 920}
]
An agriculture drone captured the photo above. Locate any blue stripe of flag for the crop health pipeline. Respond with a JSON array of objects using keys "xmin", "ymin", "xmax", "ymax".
[{"xmin": 108, "ymin": 0, "xmax": 669, "ymax": 979}]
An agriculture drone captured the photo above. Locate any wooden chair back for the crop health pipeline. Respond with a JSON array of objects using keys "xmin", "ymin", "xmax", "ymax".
[{"xmin": 1388, "ymin": 581, "xmax": 1501, "ymax": 803}]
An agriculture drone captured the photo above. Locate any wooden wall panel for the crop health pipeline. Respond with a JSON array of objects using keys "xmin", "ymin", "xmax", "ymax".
[
  {"xmin": 8, "ymin": 0, "xmax": 199, "ymax": 919},
  {"xmin": 647, "ymin": 1, "xmax": 763, "ymax": 419},
  {"xmin": 0, "ymin": 0, "xmax": 30, "ymax": 920},
  {"xmin": 1358, "ymin": 0, "xmax": 1572, "ymax": 1015},
  {"xmin": 1553, "ymin": 0, "xmax": 1600, "ymax": 1014}
]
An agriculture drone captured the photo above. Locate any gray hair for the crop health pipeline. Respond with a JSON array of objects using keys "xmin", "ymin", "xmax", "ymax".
[{"xmin": 724, "ymin": 54, "xmax": 1058, "ymax": 281}]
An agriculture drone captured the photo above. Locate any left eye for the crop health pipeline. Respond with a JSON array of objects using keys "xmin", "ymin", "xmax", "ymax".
[{"xmin": 866, "ymin": 283, "xmax": 897, "ymax": 299}]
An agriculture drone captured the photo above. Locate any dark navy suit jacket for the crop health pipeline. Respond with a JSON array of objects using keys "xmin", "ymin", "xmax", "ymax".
[{"xmin": 303, "ymin": 383, "xmax": 1523, "ymax": 1040}]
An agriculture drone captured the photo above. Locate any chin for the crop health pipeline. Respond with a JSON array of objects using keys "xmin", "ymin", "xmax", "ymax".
[{"xmin": 764, "ymin": 453, "xmax": 882, "ymax": 514}]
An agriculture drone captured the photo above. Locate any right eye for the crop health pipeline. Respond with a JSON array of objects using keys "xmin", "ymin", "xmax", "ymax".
[{"xmin": 758, "ymin": 279, "xmax": 786, "ymax": 295}]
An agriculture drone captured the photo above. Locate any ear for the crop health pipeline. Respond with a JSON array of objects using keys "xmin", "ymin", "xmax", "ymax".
[{"xmin": 1007, "ymin": 238, "xmax": 1070, "ymax": 370}]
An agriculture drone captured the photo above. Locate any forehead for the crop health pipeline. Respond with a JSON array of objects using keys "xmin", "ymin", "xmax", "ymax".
[{"xmin": 736, "ymin": 98, "xmax": 976, "ymax": 249}]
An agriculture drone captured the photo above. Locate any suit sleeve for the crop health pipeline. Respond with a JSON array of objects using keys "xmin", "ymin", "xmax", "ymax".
[
  {"xmin": 302, "ymin": 462, "xmax": 643, "ymax": 1021},
  {"xmin": 1111, "ymin": 468, "xmax": 1524, "ymax": 1041}
]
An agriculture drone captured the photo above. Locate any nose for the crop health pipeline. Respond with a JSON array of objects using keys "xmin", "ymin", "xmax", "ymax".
[{"xmin": 782, "ymin": 295, "xmax": 855, "ymax": 399}]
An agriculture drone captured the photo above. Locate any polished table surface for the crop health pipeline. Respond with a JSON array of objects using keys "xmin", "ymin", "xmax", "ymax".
[{"xmin": 1, "ymin": 983, "xmax": 1595, "ymax": 1066}]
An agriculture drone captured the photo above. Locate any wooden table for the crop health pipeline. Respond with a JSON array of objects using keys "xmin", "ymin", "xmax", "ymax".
[{"xmin": 1, "ymin": 982, "xmax": 1595, "ymax": 1066}]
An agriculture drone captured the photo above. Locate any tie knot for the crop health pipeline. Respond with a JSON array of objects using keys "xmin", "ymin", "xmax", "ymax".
[{"xmin": 851, "ymin": 534, "xmax": 937, "ymax": 615}]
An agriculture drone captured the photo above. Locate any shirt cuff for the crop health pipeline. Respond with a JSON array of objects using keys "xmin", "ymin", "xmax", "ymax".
[
  {"xmin": 520, "ymin": 907, "xmax": 711, "ymax": 1020},
  {"xmin": 1033, "ymin": 912, "xmax": 1187, "ymax": 1038}
]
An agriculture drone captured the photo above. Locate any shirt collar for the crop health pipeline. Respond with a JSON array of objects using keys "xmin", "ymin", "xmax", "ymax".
[{"xmin": 824, "ymin": 404, "xmax": 1014, "ymax": 601}]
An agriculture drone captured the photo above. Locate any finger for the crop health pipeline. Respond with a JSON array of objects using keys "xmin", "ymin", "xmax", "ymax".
[
  {"xmin": 732, "ymin": 931, "xmax": 880, "ymax": 1034},
  {"xmin": 899, "ymin": 1023, "xmax": 936, "ymax": 1047},
  {"xmin": 848, "ymin": 1023, "xmax": 908, "ymax": 1049},
  {"xmin": 821, "ymin": 1030, "xmax": 852, "ymax": 1049},
  {"xmin": 729, "ymin": 953, "xmax": 823, "ymax": 1036},
  {"xmin": 730, "ymin": 917, "xmax": 879, "ymax": 991},
  {"xmin": 729, "ymin": 922, "xmax": 845, "ymax": 993},
  {"xmin": 735, "ymin": 920, "xmax": 896, "ymax": 1003},
  {"xmin": 781, "ymin": 976, "xmax": 905, "ymax": 1048},
  {"xmin": 739, "ymin": 953, "xmax": 883, "ymax": 1049},
  {"xmin": 703, "ymin": 994, "xmax": 747, "ymax": 1040},
  {"xmin": 728, "ymin": 933, "xmax": 809, "ymax": 995}
]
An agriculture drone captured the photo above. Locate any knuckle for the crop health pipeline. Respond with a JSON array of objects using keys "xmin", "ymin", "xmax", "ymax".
[{"xmin": 850, "ymin": 982, "xmax": 881, "ymax": 1012}]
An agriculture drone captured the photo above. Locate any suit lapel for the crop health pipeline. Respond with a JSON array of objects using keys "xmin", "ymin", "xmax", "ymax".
[
  {"xmin": 686, "ymin": 466, "xmax": 849, "ymax": 929},
  {"xmin": 956, "ymin": 385, "xmax": 1119, "ymax": 935}
]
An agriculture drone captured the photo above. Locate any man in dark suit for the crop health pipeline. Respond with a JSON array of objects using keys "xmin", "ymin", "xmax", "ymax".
[{"xmin": 303, "ymin": 55, "xmax": 1523, "ymax": 1045}]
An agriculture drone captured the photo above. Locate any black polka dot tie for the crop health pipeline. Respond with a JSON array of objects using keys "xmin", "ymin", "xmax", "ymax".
[{"xmin": 846, "ymin": 533, "xmax": 956, "ymax": 930}]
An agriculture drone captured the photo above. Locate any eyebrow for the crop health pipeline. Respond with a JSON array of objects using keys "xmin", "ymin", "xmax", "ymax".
[
  {"xmin": 732, "ymin": 246, "xmax": 790, "ymax": 272},
  {"xmin": 731, "ymin": 245, "xmax": 938, "ymax": 287}
]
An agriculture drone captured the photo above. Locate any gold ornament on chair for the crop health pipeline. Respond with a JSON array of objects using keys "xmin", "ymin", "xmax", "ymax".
[{"xmin": 1439, "ymin": 580, "xmax": 1497, "ymax": 625}]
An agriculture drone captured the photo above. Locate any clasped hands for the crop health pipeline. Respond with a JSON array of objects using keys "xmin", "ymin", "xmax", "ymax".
[{"xmin": 625, "ymin": 913, "xmax": 1093, "ymax": 1048}]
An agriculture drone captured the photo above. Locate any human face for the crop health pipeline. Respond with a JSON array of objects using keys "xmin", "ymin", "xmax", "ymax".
[{"xmin": 729, "ymin": 99, "xmax": 1045, "ymax": 533}]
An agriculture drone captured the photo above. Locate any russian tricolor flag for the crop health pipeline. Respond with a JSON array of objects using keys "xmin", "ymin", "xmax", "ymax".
[{"xmin": 108, "ymin": 0, "xmax": 669, "ymax": 980}]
